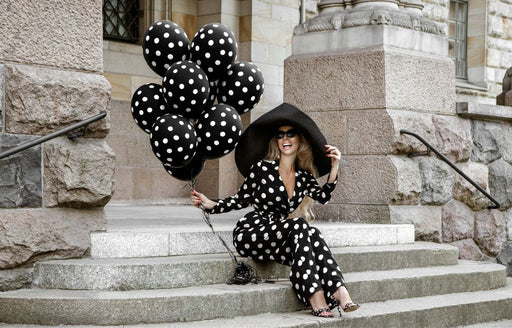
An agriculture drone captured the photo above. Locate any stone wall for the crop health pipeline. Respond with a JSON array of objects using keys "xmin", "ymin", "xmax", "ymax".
[
  {"xmin": 0, "ymin": 0, "xmax": 114, "ymax": 290},
  {"xmin": 286, "ymin": 0, "xmax": 512, "ymax": 276},
  {"xmin": 421, "ymin": 0, "xmax": 512, "ymax": 103}
]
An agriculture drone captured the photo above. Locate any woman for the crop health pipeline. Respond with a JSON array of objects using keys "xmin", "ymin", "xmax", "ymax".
[{"xmin": 191, "ymin": 103, "xmax": 359, "ymax": 318}]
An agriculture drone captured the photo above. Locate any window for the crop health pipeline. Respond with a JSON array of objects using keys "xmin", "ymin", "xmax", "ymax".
[
  {"xmin": 103, "ymin": 0, "xmax": 139, "ymax": 42},
  {"xmin": 448, "ymin": 0, "xmax": 468, "ymax": 80}
]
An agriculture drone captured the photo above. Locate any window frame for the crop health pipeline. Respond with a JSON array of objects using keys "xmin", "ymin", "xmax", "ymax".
[
  {"xmin": 448, "ymin": 0, "xmax": 468, "ymax": 80},
  {"xmin": 103, "ymin": 0, "xmax": 140, "ymax": 43}
]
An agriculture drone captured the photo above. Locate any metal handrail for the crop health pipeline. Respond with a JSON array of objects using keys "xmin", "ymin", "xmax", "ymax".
[
  {"xmin": 0, "ymin": 111, "xmax": 107, "ymax": 160},
  {"xmin": 400, "ymin": 129, "xmax": 500, "ymax": 210}
]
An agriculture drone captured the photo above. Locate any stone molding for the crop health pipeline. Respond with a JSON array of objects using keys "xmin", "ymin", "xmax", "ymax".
[
  {"xmin": 294, "ymin": 8, "xmax": 444, "ymax": 36},
  {"xmin": 456, "ymin": 102, "xmax": 512, "ymax": 122}
]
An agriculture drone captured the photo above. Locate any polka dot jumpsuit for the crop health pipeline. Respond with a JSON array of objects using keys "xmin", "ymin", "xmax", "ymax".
[{"xmin": 207, "ymin": 159, "xmax": 345, "ymax": 307}]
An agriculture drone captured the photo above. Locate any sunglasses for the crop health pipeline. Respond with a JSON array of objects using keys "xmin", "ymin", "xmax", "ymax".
[{"xmin": 276, "ymin": 129, "xmax": 298, "ymax": 139}]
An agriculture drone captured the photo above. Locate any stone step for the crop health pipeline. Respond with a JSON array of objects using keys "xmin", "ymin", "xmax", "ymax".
[
  {"xmin": 90, "ymin": 222, "xmax": 415, "ymax": 258},
  {"xmin": 13, "ymin": 279, "xmax": 508, "ymax": 328},
  {"xmin": 0, "ymin": 261, "xmax": 506, "ymax": 326},
  {"xmin": 33, "ymin": 242, "xmax": 458, "ymax": 290}
]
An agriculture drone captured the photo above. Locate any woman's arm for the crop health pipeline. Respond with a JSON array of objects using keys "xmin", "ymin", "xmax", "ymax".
[
  {"xmin": 190, "ymin": 161, "xmax": 260, "ymax": 214},
  {"xmin": 191, "ymin": 190, "xmax": 217, "ymax": 210},
  {"xmin": 324, "ymin": 144, "xmax": 341, "ymax": 184}
]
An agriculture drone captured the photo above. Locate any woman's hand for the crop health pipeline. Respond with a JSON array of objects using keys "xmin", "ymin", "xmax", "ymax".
[
  {"xmin": 191, "ymin": 190, "xmax": 217, "ymax": 210},
  {"xmin": 325, "ymin": 145, "xmax": 341, "ymax": 183}
]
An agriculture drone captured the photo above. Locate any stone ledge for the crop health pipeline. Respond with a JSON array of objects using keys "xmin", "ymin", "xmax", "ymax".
[{"xmin": 456, "ymin": 102, "xmax": 512, "ymax": 122}]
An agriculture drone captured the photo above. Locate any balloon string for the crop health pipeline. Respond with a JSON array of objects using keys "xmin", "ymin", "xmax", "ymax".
[{"xmin": 189, "ymin": 179, "xmax": 240, "ymax": 264}]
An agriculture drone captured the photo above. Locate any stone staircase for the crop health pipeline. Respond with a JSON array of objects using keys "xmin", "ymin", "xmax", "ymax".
[{"xmin": 0, "ymin": 205, "xmax": 511, "ymax": 327}]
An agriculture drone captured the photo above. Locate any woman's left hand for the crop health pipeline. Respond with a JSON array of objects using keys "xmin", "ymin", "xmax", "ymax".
[
  {"xmin": 325, "ymin": 145, "xmax": 341, "ymax": 183},
  {"xmin": 325, "ymin": 145, "xmax": 341, "ymax": 165}
]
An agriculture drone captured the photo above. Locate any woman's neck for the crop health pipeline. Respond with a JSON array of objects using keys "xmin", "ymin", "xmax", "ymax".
[{"xmin": 279, "ymin": 154, "xmax": 296, "ymax": 173}]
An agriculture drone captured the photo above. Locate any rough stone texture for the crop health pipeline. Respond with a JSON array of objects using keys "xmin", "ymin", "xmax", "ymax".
[
  {"xmin": 345, "ymin": 109, "xmax": 395, "ymax": 155},
  {"xmin": 0, "ymin": 134, "xmax": 42, "ymax": 208},
  {"xmin": 0, "ymin": 207, "xmax": 106, "ymax": 269},
  {"xmin": 471, "ymin": 120, "xmax": 502, "ymax": 164},
  {"xmin": 0, "ymin": 64, "xmax": 4, "ymax": 131},
  {"xmin": 390, "ymin": 205, "xmax": 442, "ymax": 242},
  {"xmin": 502, "ymin": 122, "xmax": 512, "ymax": 165},
  {"xmin": 418, "ymin": 157, "xmax": 454, "ymax": 205},
  {"xmin": 336, "ymin": 155, "xmax": 397, "ymax": 204},
  {"xmin": 432, "ymin": 115, "xmax": 472, "ymax": 163},
  {"xmin": 388, "ymin": 155, "xmax": 421, "ymax": 205},
  {"xmin": 0, "ymin": 268, "xmax": 32, "ymax": 291},
  {"xmin": 441, "ymin": 200, "xmax": 474, "ymax": 243},
  {"xmin": 385, "ymin": 51, "xmax": 456, "ymax": 114},
  {"xmin": 453, "ymin": 162, "xmax": 490, "ymax": 211},
  {"xmin": 4, "ymin": 64, "xmax": 111, "ymax": 137},
  {"xmin": 387, "ymin": 109, "xmax": 436, "ymax": 155},
  {"xmin": 0, "ymin": 0, "xmax": 103, "ymax": 72},
  {"xmin": 475, "ymin": 209, "xmax": 507, "ymax": 257},
  {"xmin": 506, "ymin": 208, "xmax": 512, "ymax": 241},
  {"xmin": 497, "ymin": 241, "xmax": 512, "ymax": 277},
  {"xmin": 284, "ymin": 48, "xmax": 387, "ymax": 111},
  {"xmin": 451, "ymin": 239, "xmax": 484, "ymax": 261},
  {"xmin": 488, "ymin": 158, "xmax": 512, "ymax": 210},
  {"xmin": 43, "ymin": 137, "xmax": 116, "ymax": 208}
]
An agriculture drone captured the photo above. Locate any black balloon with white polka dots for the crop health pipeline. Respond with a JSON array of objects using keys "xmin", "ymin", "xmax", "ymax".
[
  {"xmin": 217, "ymin": 61, "xmax": 264, "ymax": 114},
  {"xmin": 142, "ymin": 20, "xmax": 191, "ymax": 77},
  {"xmin": 149, "ymin": 114, "xmax": 197, "ymax": 168},
  {"xmin": 205, "ymin": 80, "xmax": 218, "ymax": 108},
  {"xmin": 162, "ymin": 60, "xmax": 210, "ymax": 120},
  {"xmin": 130, "ymin": 83, "xmax": 169, "ymax": 134},
  {"xmin": 190, "ymin": 23, "xmax": 238, "ymax": 81},
  {"xmin": 162, "ymin": 153, "xmax": 205, "ymax": 181},
  {"xmin": 195, "ymin": 104, "xmax": 242, "ymax": 159}
]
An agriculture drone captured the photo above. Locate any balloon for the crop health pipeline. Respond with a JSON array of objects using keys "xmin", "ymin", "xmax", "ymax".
[
  {"xmin": 142, "ymin": 20, "xmax": 191, "ymax": 77},
  {"xmin": 217, "ymin": 61, "xmax": 264, "ymax": 114},
  {"xmin": 163, "ymin": 153, "xmax": 205, "ymax": 181},
  {"xmin": 150, "ymin": 114, "xmax": 197, "ymax": 168},
  {"xmin": 162, "ymin": 60, "xmax": 210, "ymax": 120},
  {"xmin": 205, "ymin": 80, "xmax": 218, "ymax": 108},
  {"xmin": 195, "ymin": 104, "xmax": 242, "ymax": 159},
  {"xmin": 130, "ymin": 83, "xmax": 169, "ymax": 133},
  {"xmin": 190, "ymin": 23, "xmax": 238, "ymax": 81}
]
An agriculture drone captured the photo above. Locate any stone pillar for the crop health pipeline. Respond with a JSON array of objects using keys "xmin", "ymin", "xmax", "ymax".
[
  {"xmin": 0, "ymin": 0, "xmax": 114, "ymax": 290},
  {"xmin": 285, "ymin": 0, "xmax": 457, "ymax": 230}
]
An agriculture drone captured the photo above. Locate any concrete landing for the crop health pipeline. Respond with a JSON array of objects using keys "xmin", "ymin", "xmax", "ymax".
[{"xmin": 92, "ymin": 205, "xmax": 414, "ymax": 258}]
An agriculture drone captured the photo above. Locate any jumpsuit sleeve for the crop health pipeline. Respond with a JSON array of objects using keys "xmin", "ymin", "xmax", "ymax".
[
  {"xmin": 304, "ymin": 172, "xmax": 337, "ymax": 204},
  {"xmin": 206, "ymin": 162, "xmax": 259, "ymax": 214}
]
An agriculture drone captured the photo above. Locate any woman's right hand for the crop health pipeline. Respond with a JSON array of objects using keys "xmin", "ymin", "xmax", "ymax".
[{"xmin": 191, "ymin": 190, "xmax": 217, "ymax": 210}]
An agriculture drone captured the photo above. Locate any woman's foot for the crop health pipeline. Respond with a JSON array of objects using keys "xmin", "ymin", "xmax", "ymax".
[
  {"xmin": 310, "ymin": 290, "xmax": 333, "ymax": 317},
  {"xmin": 311, "ymin": 308, "xmax": 333, "ymax": 317},
  {"xmin": 333, "ymin": 286, "xmax": 360, "ymax": 312}
]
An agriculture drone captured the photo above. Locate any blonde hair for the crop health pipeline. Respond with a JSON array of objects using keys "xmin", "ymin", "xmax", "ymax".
[{"xmin": 265, "ymin": 132, "xmax": 319, "ymax": 222}]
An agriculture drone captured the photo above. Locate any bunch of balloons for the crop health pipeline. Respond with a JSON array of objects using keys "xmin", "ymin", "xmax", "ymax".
[{"xmin": 130, "ymin": 21, "xmax": 264, "ymax": 181}]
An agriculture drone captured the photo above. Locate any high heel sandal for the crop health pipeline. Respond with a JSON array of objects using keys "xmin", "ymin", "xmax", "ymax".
[
  {"xmin": 311, "ymin": 308, "xmax": 334, "ymax": 318},
  {"xmin": 329, "ymin": 297, "xmax": 360, "ymax": 316}
]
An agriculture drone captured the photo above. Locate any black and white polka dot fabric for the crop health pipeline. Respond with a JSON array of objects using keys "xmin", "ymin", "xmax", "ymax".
[
  {"xmin": 217, "ymin": 61, "xmax": 264, "ymax": 114},
  {"xmin": 190, "ymin": 23, "xmax": 238, "ymax": 81},
  {"xmin": 162, "ymin": 60, "xmax": 210, "ymax": 119},
  {"xmin": 143, "ymin": 20, "xmax": 191, "ymax": 77},
  {"xmin": 149, "ymin": 114, "xmax": 197, "ymax": 168},
  {"xmin": 206, "ymin": 160, "xmax": 344, "ymax": 307},
  {"xmin": 195, "ymin": 104, "xmax": 242, "ymax": 159},
  {"xmin": 130, "ymin": 83, "xmax": 168, "ymax": 133}
]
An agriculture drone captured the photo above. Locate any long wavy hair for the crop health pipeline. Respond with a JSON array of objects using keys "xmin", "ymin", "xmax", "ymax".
[{"xmin": 265, "ymin": 131, "xmax": 319, "ymax": 222}]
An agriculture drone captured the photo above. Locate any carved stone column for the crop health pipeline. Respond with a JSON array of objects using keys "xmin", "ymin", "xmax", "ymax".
[{"xmin": 285, "ymin": 0, "xmax": 457, "ymax": 231}]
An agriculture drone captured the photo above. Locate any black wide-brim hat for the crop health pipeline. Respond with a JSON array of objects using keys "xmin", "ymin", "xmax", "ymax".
[{"xmin": 235, "ymin": 102, "xmax": 333, "ymax": 177}]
